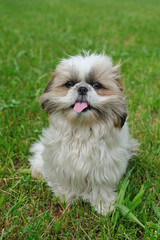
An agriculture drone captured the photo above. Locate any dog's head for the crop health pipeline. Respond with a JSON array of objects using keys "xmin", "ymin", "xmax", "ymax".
[{"xmin": 39, "ymin": 53, "xmax": 127, "ymax": 127}]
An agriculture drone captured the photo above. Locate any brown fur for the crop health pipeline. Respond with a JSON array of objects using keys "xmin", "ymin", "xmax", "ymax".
[
  {"xmin": 97, "ymin": 89, "xmax": 117, "ymax": 97},
  {"xmin": 113, "ymin": 113, "xmax": 127, "ymax": 128},
  {"xmin": 44, "ymin": 72, "xmax": 56, "ymax": 93}
]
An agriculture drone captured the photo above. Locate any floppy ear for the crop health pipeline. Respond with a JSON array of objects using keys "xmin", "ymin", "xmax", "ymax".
[
  {"xmin": 39, "ymin": 72, "xmax": 56, "ymax": 114},
  {"xmin": 112, "ymin": 62, "xmax": 124, "ymax": 92},
  {"xmin": 120, "ymin": 112, "xmax": 127, "ymax": 128},
  {"xmin": 43, "ymin": 72, "xmax": 56, "ymax": 93},
  {"xmin": 113, "ymin": 103, "xmax": 127, "ymax": 128}
]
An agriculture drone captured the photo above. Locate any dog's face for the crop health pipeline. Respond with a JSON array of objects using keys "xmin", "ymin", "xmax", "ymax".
[{"xmin": 39, "ymin": 53, "xmax": 127, "ymax": 127}]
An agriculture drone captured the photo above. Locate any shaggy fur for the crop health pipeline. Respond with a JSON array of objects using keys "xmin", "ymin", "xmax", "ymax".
[{"xmin": 29, "ymin": 53, "xmax": 138, "ymax": 215}]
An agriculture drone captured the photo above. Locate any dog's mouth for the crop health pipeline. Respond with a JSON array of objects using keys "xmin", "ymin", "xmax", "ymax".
[{"xmin": 72, "ymin": 102, "xmax": 92, "ymax": 113}]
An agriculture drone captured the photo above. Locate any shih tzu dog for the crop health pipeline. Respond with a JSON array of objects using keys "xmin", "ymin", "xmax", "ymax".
[{"xmin": 29, "ymin": 52, "xmax": 137, "ymax": 215}]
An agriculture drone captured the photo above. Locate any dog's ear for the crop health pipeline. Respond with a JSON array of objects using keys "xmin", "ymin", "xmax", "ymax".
[
  {"xmin": 114, "ymin": 112, "xmax": 127, "ymax": 128},
  {"xmin": 112, "ymin": 62, "xmax": 124, "ymax": 92},
  {"xmin": 43, "ymin": 72, "xmax": 56, "ymax": 93},
  {"xmin": 39, "ymin": 72, "xmax": 56, "ymax": 114},
  {"xmin": 120, "ymin": 112, "xmax": 127, "ymax": 128},
  {"xmin": 113, "ymin": 104, "xmax": 127, "ymax": 128}
]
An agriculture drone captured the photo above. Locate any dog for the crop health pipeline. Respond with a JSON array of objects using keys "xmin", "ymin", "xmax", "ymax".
[{"xmin": 29, "ymin": 52, "xmax": 138, "ymax": 215}]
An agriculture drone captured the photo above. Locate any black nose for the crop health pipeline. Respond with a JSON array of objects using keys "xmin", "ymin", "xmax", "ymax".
[{"xmin": 78, "ymin": 86, "xmax": 88, "ymax": 95}]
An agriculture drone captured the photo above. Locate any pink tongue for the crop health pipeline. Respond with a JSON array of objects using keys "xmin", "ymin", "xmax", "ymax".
[{"xmin": 73, "ymin": 102, "xmax": 88, "ymax": 113}]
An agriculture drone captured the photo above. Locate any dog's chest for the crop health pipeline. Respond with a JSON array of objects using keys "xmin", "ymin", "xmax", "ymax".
[
  {"xmin": 43, "ymin": 127, "xmax": 109, "ymax": 170},
  {"xmin": 42, "ymin": 125, "xmax": 129, "ymax": 186}
]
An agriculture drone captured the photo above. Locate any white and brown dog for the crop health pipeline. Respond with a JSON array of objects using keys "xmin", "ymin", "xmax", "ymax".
[{"xmin": 29, "ymin": 52, "xmax": 138, "ymax": 215}]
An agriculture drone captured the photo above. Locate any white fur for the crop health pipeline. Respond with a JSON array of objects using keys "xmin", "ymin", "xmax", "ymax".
[{"xmin": 29, "ymin": 53, "xmax": 137, "ymax": 215}]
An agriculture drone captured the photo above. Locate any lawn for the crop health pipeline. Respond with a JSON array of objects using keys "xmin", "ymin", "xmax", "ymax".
[{"xmin": 0, "ymin": 0, "xmax": 160, "ymax": 239}]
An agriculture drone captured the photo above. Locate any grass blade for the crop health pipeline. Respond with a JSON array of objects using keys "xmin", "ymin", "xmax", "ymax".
[
  {"xmin": 152, "ymin": 204, "xmax": 160, "ymax": 219},
  {"xmin": 0, "ymin": 192, "xmax": 5, "ymax": 208},
  {"xmin": 112, "ymin": 169, "xmax": 133, "ymax": 228},
  {"xmin": 7, "ymin": 200, "xmax": 23, "ymax": 216},
  {"xmin": 116, "ymin": 169, "xmax": 133, "ymax": 204},
  {"xmin": 146, "ymin": 222, "xmax": 159, "ymax": 231},
  {"xmin": 17, "ymin": 169, "xmax": 31, "ymax": 174},
  {"xmin": 116, "ymin": 204, "xmax": 145, "ymax": 229},
  {"xmin": 132, "ymin": 184, "xmax": 145, "ymax": 207}
]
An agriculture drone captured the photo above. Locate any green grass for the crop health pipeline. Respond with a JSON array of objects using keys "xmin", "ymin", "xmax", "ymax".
[{"xmin": 0, "ymin": 0, "xmax": 160, "ymax": 239}]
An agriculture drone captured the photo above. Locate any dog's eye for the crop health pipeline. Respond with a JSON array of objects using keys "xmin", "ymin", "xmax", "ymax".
[
  {"xmin": 65, "ymin": 81, "xmax": 75, "ymax": 88},
  {"xmin": 92, "ymin": 82, "xmax": 102, "ymax": 89}
]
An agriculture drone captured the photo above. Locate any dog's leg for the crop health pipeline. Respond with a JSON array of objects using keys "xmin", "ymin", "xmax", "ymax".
[
  {"xmin": 28, "ymin": 141, "xmax": 44, "ymax": 179},
  {"xmin": 84, "ymin": 186, "xmax": 116, "ymax": 215}
]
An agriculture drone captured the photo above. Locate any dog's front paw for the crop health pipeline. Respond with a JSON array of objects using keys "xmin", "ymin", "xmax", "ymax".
[
  {"xmin": 101, "ymin": 203, "xmax": 115, "ymax": 216},
  {"xmin": 31, "ymin": 168, "xmax": 42, "ymax": 179},
  {"xmin": 95, "ymin": 202, "xmax": 115, "ymax": 216}
]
